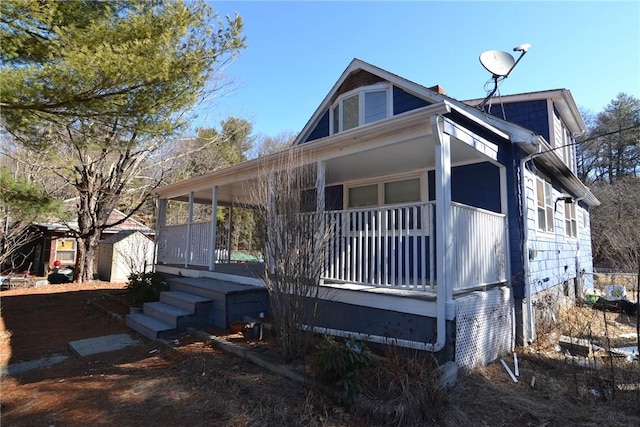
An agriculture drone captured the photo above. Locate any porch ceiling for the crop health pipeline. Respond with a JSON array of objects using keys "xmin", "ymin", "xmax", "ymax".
[{"xmin": 179, "ymin": 134, "xmax": 487, "ymax": 207}]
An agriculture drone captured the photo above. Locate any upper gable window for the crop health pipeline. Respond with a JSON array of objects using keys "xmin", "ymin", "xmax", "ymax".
[{"xmin": 331, "ymin": 84, "xmax": 391, "ymax": 134}]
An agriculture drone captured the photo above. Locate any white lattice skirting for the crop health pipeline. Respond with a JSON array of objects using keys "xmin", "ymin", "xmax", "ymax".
[{"xmin": 455, "ymin": 286, "xmax": 515, "ymax": 370}]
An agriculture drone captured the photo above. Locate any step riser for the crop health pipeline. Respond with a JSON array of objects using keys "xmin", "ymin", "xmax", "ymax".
[
  {"xmin": 143, "ymin": 304, "xmax": 182, "ymax": 328},
  {"xmin": 126, "ymin": 316, "xmax": 160, "ymax": 340},
  {"xmin": 169, "ymin": 282, "xmax": 226, "ymax": 301},
  {"xmin": 159, "ymin": 293, "xmax": 197, "ymax": 312}
]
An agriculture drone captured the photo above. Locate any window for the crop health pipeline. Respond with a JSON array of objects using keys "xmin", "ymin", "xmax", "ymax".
[
  {"xmin": 348, "ymin": 184, "xmax": 378, "ymax": 208},
  {"xmin": 565, "ymin": 202, "xmax": 577, "ymax": 238},
  {"xmin": 347, "ymin": 177, "xmax": 423, "ymax": 230},
  {"xmin": 562, "ymin": 127, "xmax": 574, "ymax": 171},
  {"xmin": 331, "ymin": 84, "xmax": 391, "ymax": 134},
  {"xmin": 55, "ymin": 238, "xmax": 77, "ymax": 263},
  {"xmin": 536, "ymin": 178, "xmax": 554, "ymax": 232},
  {"xmin": 348, "ymin": 177, "xmax": 421, "ymax": 208}
]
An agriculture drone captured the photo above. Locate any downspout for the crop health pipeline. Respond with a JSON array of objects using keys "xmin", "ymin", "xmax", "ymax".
[{"xmin": 520, "ymin": 139, "xmax": 542, "ymax": 344}]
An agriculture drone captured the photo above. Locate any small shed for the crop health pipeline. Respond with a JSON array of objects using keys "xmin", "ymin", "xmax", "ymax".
[{"xmin": 97, "ymin": 230, "xmax": 154, "ymax": 282}]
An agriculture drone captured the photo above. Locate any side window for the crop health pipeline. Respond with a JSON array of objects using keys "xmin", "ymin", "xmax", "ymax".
[
  {"xmin": 536, "ymin": 178, "xmax": 553, "ymax": 232},
  {"xmin": 565, "ymin": 203, "xmax": 577, "ymax": 238}
]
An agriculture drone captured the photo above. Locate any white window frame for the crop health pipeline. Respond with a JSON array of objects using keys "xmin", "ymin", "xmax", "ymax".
[
  {"xmin": 330, "ymin": 83, "xmax": 392, "ymax": 134},
  {"xmin": 345, "ymin": 174, "xmax": 427, "ymax": 233},
  {"xmin": 565, "ymin": 202, "xmax": 577, "ymax": 238},
  {"xmin": 536, "ymin": 178, "xmax": 554, "ymax": 233},
  {"xmin": 345, "ymin": 173, "xmax": 426, "ymax": 208}
]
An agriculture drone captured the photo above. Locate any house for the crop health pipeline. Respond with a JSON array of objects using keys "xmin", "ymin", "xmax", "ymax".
[
  {"xmin": 148, "ymin": 59, "xmax": 599, "ymax": 369},
  {"xmin": 11, "ymin": 208, "xmax": 154, "ymax": 280}
]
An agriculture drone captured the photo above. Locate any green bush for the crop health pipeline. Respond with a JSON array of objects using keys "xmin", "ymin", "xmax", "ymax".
[
  {"xmin": 125, "ymin": 272, "xmax": 168, "ymax": 307},
  {"xmin": 312, "ymin": 335, "xmax": 371, "ymax": 404}
]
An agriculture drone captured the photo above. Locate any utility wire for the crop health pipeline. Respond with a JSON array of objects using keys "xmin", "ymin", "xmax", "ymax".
[{"xmin": 535, "ymin": 124, "xmax": 640, "ymax": 156}]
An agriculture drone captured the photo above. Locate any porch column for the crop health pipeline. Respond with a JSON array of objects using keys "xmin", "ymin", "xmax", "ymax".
[
  {"xmin": 155, "ymin": 198, "xmax": 167, "ymax": 268},
  {"xmin": 208, "ymin": 186, "xmax": 219, "ymax": 271},
  {"xmin": 433, "ymin": 116, "xmax": 454, "ymax": 301},
  {"xmin": 316, "ymin": 161, "xmax": 326, "ymax": 212},
  {"xmin": 316, "ymin": 161, "xmax": 326, "ymax": 282},
  {"xmin": 226, "ymin": 205, "xmax": 233, "ymax": 263},
  {"xmin": 185, "ymin": 191, "xmax": 194, "ymax": 268},
  {"xmin": 267, "ymin": 173, "xmax": 275, "ymax": 275}
]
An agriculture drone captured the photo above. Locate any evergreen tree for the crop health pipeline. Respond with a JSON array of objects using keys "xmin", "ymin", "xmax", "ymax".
[{"xmin": 0, "ymin": 0, "xmax": 245, "ymax": 281}]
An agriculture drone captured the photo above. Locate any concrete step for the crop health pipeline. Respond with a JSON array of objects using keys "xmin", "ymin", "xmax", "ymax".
[
  {"xmin": 168, "ymin": 277, "xmax": 260, "ymax": 300},
  {"xmin": 125, "ymin": 313, "xmax": 174, "ymax": 340},
  {"xmin": 160, "ymin": 290, "xmax": 211, "ymax": 313},
  {"xmin": 143, "ymin": 301, "xmax": 192, "ymax": 328}
]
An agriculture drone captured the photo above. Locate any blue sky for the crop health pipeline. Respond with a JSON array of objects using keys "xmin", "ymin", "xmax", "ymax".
[{"xmin": 193, "ymin": 1, "xmax": 640, "ymax": 138}]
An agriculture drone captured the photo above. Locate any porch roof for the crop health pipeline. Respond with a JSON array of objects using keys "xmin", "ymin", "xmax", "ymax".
[{"xmin": 155, "ymin": 101, "xmax": 508, "ymax": 206}]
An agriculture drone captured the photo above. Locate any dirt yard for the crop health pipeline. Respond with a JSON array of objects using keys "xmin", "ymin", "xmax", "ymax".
[{"xmin": 1, "ymin": 281, "xmax": 640, "ymax": 426}]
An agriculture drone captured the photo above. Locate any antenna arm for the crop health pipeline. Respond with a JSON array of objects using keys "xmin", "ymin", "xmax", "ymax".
[{"xmin": 505, "ymin": 50, "xmax": 528, "ymax": 78}]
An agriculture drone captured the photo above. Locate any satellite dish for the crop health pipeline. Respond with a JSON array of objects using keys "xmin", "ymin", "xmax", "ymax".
[
  {"xmin": 476, "ymin": 43, "xmax": 531, "ymax": 109},
  {"xmin": 479, "ymin": 50, "xmax": 516, "ymax": 77}
]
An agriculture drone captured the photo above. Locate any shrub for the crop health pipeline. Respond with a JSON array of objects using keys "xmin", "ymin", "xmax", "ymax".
[
  {"xmin": 312, "ymin": 335, "xmax": 371, "ymax": 404},
  {"xmin": 125, "ymin": 272, "xmax": 168, "ymax": 307}
]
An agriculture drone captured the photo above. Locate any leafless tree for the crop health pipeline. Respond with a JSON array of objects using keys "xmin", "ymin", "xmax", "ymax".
[{"xmin": 249, "ymin": 150, "xmax": 332, "ymax": 361}]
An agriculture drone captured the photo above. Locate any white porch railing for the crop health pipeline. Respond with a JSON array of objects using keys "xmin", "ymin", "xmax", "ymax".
[
  {"xmin": 321, "ymin": 202, "xmax": 507, "ymax": 291},
  {"xmin": 157, "ymin": 201, "xmax": 507, "ymax": 291},
  {"xmin": 451, "ymin": 202, "xmax": 507, "ymax": 290},
  {"xmin": 323, "ymin": 202, "xmax": 435, "ymax": 290},
  {"xmin": 158, "ymin": 222, "xmax": 227, "ymax": 266}
]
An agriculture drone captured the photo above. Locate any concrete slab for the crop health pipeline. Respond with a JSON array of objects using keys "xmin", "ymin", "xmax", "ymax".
[
  {"xmin": 1, "ymin": 354, "xmax": 68, "ymax": 376},
  {"xmin": 68, "ymin": 333, "xmax": 140, "ymax": 357}
]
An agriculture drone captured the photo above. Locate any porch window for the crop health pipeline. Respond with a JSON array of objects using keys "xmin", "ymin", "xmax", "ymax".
[
  {"xmin": 384, "ymin": 178, "xmax": 420, "ymax": 204},
  {"xmin": 536, "ymin": 178, "xmax": 553, "ymax": 232},
  {"xmin": 565, "ymin": 202, "xmax": 577, "ymax": 238},
  {"xmin": 348, "ymin": 184, "xmax": 378, "ymax": 208},
  {"xmin": 55, "ymin": 238, "xmax": 77, "ymax": 263},
  {"xmin": 331, "ymin": 83, "xmax": 391, "ymax": 134}
]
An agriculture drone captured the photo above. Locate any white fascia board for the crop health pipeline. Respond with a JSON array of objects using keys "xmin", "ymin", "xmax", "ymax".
[{"xmin": 443, "ymin": 118, "xmax": 499, "ymax": 161}]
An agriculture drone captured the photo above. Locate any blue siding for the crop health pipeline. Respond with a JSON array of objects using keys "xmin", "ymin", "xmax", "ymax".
[
  {"xmin": 303, "ymin": 110, "xmax": 330, "ymax": 143},
  {"xmin": 451, "ymin": 163, "xmax": 501, "ymax": 213},
  {"xmin": 393, "ymin": 86, "xmax": 429, "ymax": 115},
  {"xmin": 302, "ymin": 185, "xmax": 344, "ymax": 212},
  {"xmin": 482, "ymin": 100, "xmax": 550, "ymax": 142},
  {"xmin": 325, "ymin": 185, "xmax": 343, "ymax": 211},
  {"xmin": 427, "ymin": 163, "xmax": 501, "ymax": 213},
  {"xmin": 507, "ymin": 149, "xmax": 526, "ymax": 298},
  {"xmin": 312, "ymin": 298, "xmax": 456, "ymax": 364}
]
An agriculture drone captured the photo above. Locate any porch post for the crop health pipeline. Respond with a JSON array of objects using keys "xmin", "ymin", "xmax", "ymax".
[
  {"xmin": 208, "ymin": 186, "xmax": 219, "ymax": 271},
  {"xmin": 433, "ymin": 116, "xmax": 454, "ymax": 301},
  {"xmin": 267, "ymin": 173, "xmax": 275, "ymax": 275},
  {"xmin": 226, "ymin": 205, "xmax": 233, "ymax": 263},
  {"xmin": 155, "ymin": 198, "xmax": 167, "ymax": 268},
  {"xmin": 316, "ymin": 161, "xmax": 326, "ymax": 212},
  {"xmin": 185, "ymin": 191, "xmax": 194, "ymax": 268},
  {"xmin": 316, "ymin": 161, "xmax": 326, "ymax": 283}
]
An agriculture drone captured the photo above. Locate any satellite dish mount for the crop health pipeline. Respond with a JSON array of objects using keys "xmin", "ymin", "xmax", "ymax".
[{"xmin": 477, "ymin": 43, "xmax": 531, "ymax": 108}]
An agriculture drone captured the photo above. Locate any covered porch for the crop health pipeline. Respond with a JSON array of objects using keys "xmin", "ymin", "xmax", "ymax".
[{"xmin": 155, "ymin": 103, "xmax": 511, "ymax": 296}]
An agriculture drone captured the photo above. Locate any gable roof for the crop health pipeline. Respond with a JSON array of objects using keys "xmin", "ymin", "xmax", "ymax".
[
  {"xmin": 464, "ymin": 89, "xmax": 587, "ymax": 136},
  {"xmin": 293, "ymin": 59, "xmax": 453, "ymax": 146}
]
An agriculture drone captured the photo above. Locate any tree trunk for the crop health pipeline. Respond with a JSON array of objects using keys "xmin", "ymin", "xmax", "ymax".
[{"xmin": 75, "ymin": 233, "xmax": 101, "ymax": 282}]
